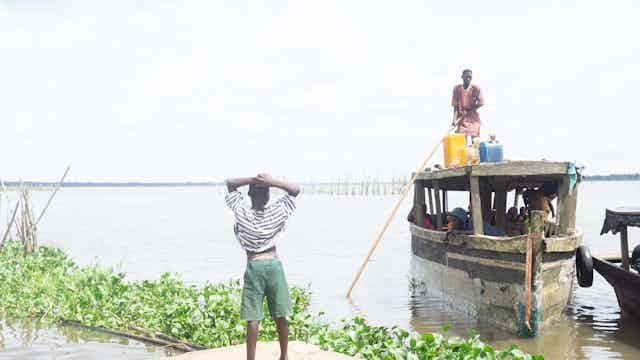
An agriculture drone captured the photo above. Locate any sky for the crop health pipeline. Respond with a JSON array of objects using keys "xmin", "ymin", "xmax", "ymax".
[{"xmin": 0, "ymin": 0, "xmax": 638, "ymax": 182}]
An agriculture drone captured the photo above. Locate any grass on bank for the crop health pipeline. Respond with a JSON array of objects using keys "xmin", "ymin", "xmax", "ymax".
[{"xmin": 0, "ymin": 241, "xmax": 541, "ymax": 359}]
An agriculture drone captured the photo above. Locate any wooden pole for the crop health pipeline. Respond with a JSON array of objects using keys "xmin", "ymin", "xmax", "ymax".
[
  {"xmin": 494, "ymin": 179, "xmax": 508, "ymax": 231},
  {"xmin": 525, "ymin": 210, "xmax": 544, "ymax": 331},
  {"xmin": 414, "ymin": 181, "xmax": 425, "ymax": 224},
  {"xmin": 620, "ymin": 226, "xmax": 630, "ymax": 271},
  {"xmin": 346, "ymin": 125, "xmax": 455, "ymax": 297},
  {"xmin": 35, "ymin": 166, "xmax": 70, "ymax": 226},
  {"xmin": 469, "ymin": 176, "xmax": 483, "ymax": 235},
  {"xmin": 0, "ymin": 201, "xmax": 20, "ymax": 250},
  {"xmin": 64, "ymin": 321, "xmax": 196, "ymax": 352},
  {"xmin": 442, "ymin": 190, "xmax": 448, "ymax": 214},
  {"xmin": 433, "ymin": 181, "xmax": 442, "ymax": 229},
  {"xmin": 556, "ymin": 176, "xmax": 570, "ymax": 234}
]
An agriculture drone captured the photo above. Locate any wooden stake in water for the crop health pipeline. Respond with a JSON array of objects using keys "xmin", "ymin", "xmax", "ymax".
[
  {"xmin": 346, "ymin": 125, "xmax": 456, "ymax": 297},
  {"xmin": 35, "ymin": 165, "xmax": 70, "ymax": 226}
]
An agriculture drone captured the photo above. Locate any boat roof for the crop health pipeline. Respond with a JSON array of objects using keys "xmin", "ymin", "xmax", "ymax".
[
  {"xmin": 606, "ymin": 207, "xmax": 640, "ymax": 216},
  {"xmin": 601, "ymin": 207, "xmax": 640, "ymax": 234},
  {"xmin": 415, "ymin": 160, "xmax": 574, "ymax": 191}
]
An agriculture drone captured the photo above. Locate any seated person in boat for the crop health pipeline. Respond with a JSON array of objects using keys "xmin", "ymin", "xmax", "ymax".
[
  {"xmin": 505, "ymin": 207, "xmax": 525, "ymax": 236},
  {"xmin": 447, "ymin": 207, "xmax": 506, "ymax": 236},
  {"xmin": 523, "ymin": 182, "xmax": 558, "ymax": 221},
  {"xmin": 407, "ymin": 204, "xmax": 436, "ymax": 230}
]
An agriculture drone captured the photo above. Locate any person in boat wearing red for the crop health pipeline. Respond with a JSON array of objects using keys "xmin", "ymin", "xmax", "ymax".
[
  {"xmin": 451, "ymin": 69, "xmax": 485, "ymax": 144},
  {"xmin": 407, "ymin": 204, "xmax": 436, "ymax": 230}
]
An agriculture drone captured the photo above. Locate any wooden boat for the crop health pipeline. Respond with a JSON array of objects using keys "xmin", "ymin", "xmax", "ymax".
[
  {"xmin": 577, "ymin": 207, "xmax": 640, "ymax": 318},
  {"xmin": 409, "ymin": 160, "xmax": 581, "ymax": 336}
]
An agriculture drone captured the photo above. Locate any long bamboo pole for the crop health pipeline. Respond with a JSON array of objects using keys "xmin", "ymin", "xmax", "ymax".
[
  {"xmin": 346, "ymin": 123, "xmax": 456, "ymax": 297},
  {"xmin": 35, "ymin": 165, "xmax": 70, "ymax": 226},
  {"xmin": 64, "ymin": 321, "xmax": 194, "ymax": 352}
]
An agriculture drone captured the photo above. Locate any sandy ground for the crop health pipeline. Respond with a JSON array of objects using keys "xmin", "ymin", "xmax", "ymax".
[{"xmin": 167, "ymin": 341, "xmax": 355, "ymax": 360}]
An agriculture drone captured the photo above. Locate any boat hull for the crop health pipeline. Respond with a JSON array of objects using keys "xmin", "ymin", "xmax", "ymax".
[
  {"xmin": 593, "ymin": 257, "xmax": 640, "ymax": 319},
  {"xmin": 410, "ymin": 224, "xmax": 580, "ymax": 336}
]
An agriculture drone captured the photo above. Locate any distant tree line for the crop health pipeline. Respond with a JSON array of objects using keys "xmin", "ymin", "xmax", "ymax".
[
  {"xmin": 583, "ymin": 173, "xmax": 640, "ymax": 181},
  {"xmin": 2, "ymin": 181, "xmax": 223, "ymax": 188}
]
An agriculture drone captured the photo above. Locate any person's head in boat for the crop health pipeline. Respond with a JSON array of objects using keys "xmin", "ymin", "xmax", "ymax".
[
  {"xmin": 248, "ymin": 183, "xmax": 270, "ymax": 210},
  {"xmin": 542, "ymin": 181, "xmax": 558, "ymax": 200},
  {"xmin": 461, "ymin": 69, "xmax": 472, "ymax": 88},
  {"xmin": 523, "ymin": 182, "xmax": 558, "ymax": 219},
  {"xmin": 507, "ymin": 207, "xmax": 518, "ymax": 221},
  {"xmin": 447, "ymin": 207, "xmax": 469, "ymax": 231}
]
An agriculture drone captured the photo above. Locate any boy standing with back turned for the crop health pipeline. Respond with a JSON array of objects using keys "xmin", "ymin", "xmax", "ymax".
[{"xmin": 225, "ymin": 173, "xmax": 300, "ymax": 360}]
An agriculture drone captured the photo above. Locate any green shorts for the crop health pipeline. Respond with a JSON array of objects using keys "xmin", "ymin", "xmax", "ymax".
[{"xmin": 241, "ymin": 259, "xmax": 291, "ymax": 321}]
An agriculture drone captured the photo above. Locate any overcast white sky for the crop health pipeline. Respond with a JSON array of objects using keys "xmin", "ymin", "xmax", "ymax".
[{"xmin": 1, "ymin": 0, "xmax": 638, "ymax": 182}]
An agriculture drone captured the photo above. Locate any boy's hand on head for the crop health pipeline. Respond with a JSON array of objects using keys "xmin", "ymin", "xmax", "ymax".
[{"xmin": 255, "ymin": 173, "xmax": 274, "ymax": 186}]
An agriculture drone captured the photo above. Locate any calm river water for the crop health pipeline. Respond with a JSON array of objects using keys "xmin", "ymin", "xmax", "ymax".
[{"xmin": 1, "ymin": 181, "xmax": 639, "ymax": 359}]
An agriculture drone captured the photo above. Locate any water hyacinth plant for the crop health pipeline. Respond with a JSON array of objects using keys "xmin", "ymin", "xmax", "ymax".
[{"xmin": 0, "ymin": 241, "xmax": 541, "ymax": 359}]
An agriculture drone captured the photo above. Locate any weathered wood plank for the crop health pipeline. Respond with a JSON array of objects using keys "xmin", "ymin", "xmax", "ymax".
[
  {"xmin": 543, "ymin": 233, "xmax": 581, "ymax": 252},
  {"xmin": 417, "ymin": 161, "xmax": 570, "ymax": 180},
  {"xmin": 495, "ymin": 179, "xmax": 508, "ymax": 231},
  {"xmin": 415, "ymin": 180, "xmax": 425, "ymax": 224},
  {"xmin": 565, "ymin": 182, "xmax": 578, "ymax": 234},
  {"xmin": 416, "ymin": 166, "xmax": 470, "ymax": 181},
  {"xmin": 409, "ymin": 223, "xmax": 448, "ymax": 243},
  {"xmin": 621, "ymin": 226, "xmax": 630, "ymax": 271},
  {"xmin": 427, "ymin": 188, "xmax": 434, "ymax": 215},
  {"xmin": 480, "ymin": 180, "xmax": 492, "ymax": 226},
  {"xmin": 470, "ymin": 176, "xmax": 483, "ymax": 235},
  {"xmin": 470, "ymin": 161, "xmax": 570, "ymax": 177},
  {"xmin": 410, "ymin": 224, "xmax": 579, "ymax": 254},
  {"xmin": 442, "ymin": 191, "xmax": 448, "ymax": 213},
  {"xmin": 465, "ymin": 235, "xmax": 528, "ymax": 253},
  {"xmin": 433, "ymin": 180, "xmax": 443, "ymax": 229},
  {"xmin": 556, "ymin": 175, "xmax": 570, "ymax": 234}
]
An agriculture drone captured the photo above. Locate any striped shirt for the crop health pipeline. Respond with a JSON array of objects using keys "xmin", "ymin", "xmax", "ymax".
[{"xmin": 225, "ymin": 190, "xmax": 297, "ymax": 253}]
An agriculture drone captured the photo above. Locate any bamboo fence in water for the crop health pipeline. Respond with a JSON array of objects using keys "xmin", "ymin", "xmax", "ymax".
[{"xmin": 213, "ymin": 178, "xmax": 409, "ymax": 196}]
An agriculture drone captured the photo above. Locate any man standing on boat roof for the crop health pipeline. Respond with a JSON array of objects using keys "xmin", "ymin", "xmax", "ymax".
[{"xmin": 452, "ymin": 69, "xmax": 485, "ymax": 144}]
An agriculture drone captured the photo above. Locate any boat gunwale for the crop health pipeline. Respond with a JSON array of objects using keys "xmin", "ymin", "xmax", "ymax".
[{"xmin": 410, "ymin": 223, "xmax": 581, "ymax": 254}]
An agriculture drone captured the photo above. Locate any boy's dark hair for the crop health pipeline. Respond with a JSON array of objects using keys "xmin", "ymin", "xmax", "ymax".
[{"xmin": 248, "ymin": 184, "xmax": 268, "ymax": 196}]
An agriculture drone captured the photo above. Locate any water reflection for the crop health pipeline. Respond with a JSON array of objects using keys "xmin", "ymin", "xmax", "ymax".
[
  {"xmin": 405, "ymin": 268, "xmax": 640, "ymax": 359},
  {"xmin": 0, "ymin": 318, "xmax": 178, "ymax": 359}
]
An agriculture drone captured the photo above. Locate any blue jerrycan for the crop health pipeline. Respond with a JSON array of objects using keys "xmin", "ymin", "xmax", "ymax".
[{"xmin": 479, "ymin": 135, "xmax": 504, "ymax": 163}]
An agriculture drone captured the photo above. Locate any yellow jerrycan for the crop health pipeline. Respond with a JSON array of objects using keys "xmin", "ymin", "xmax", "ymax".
[{"xmin": 443, "ymin": 133, "xmax": 467, "ymax": 168}]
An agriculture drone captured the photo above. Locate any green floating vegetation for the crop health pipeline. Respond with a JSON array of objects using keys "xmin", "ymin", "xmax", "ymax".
[{"xmin": 0, "ymin": 241, "xmax": 541, "ymax": 359}]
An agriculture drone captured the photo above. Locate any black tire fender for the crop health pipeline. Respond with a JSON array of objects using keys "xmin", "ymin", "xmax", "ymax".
[{"xmin": 576, "ymin": 245, "xmax": 593, "ymax": 288}]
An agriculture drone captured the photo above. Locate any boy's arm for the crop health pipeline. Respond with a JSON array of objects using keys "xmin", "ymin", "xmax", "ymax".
[
  {"xmin": 256, "ymin": 174, "xmax": 300, "ymax": 197},
  {"xmin": 225, "ymin": 177, "xmax": 254, "ymax": 192}
]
